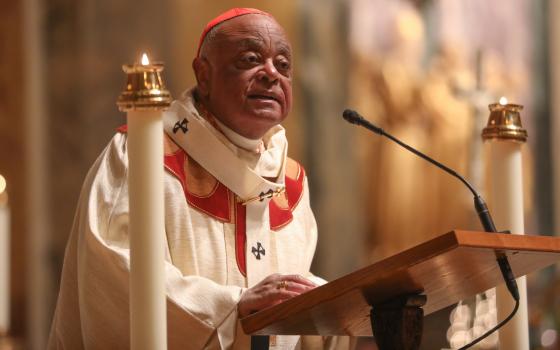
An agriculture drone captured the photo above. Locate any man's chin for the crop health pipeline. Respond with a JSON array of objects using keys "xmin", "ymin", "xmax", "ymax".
[
  {"xmin": 247, "ymin": 108, "xmax": 284, "ymax": 124},
  {"xmin": 248, "ymin": 104, "xmax": 282, "ymax": 116},
  {"xmin": 238, "ymin": 113, "xmax": 285, "ymax": 139}
]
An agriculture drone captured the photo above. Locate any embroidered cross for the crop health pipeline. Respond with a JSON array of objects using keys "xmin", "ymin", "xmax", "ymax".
[
  {"xmin": 172, "ymin": 118, "xmax": 188, "ymax": 134},
  {"xmin": 259, "ymin": 189, "xmax": 274, "ymax": 202},
  {"xmin": 252, "ymin": 242, "xmax": 266, "ymax": 260}
]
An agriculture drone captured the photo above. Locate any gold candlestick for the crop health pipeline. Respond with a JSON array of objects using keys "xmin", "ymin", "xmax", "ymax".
[
  {"xmin": 482, "ymin": 97, "xmax": 529, "ymax": 350},
  {"xmin": 118, "ymin": 53, "xmax": 170, "ymax": 350},
  {"xmin": 117, "ymin": 53, "xmax": 172, "ymax": 111},
  {"xmin": 482, "ymin": 99, "xmax": 528, "ymax": 142}
]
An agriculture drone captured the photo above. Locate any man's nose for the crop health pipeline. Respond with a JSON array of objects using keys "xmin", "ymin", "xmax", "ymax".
[{"xmin": 257, "ymin": 59, "xmax": 279, "ymax": 83}]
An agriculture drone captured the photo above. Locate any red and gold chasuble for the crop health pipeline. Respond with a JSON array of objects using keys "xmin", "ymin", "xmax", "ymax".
[
  {"xmin": 161, "ymin": 147, "xmax": 306, "ymax": 279},
  {"xmin": 158, "ymin": 95, "xmax": 308, "ymax": 290},
  {"xmin": 48, "ymin": 90, "xmax": 324, "ymax": 349}
]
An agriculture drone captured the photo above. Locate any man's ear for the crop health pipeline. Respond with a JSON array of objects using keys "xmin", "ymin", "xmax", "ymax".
[{"xmin": 192, "ymin": 57, "xmax": 210, "ymax": 97}]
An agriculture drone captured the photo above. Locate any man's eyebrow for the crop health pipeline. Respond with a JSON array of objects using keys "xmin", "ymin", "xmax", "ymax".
[
  {"xmin": 234, "ymin": 37, "xmax": 292, "ymax": 58},
  {"xmin": 276, "ymin": 43, "xmax": 292, "ymax": 58}
]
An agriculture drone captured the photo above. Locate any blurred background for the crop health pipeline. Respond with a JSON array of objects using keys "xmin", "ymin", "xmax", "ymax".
[{"xmin": 1, "ymin": 0, "xmax": 559, "ymax": 348}]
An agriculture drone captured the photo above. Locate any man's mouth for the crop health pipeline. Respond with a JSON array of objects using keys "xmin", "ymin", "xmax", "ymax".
[{"xmin": 247, "ymin": 94, "xmax": 281, "ymax": 104}]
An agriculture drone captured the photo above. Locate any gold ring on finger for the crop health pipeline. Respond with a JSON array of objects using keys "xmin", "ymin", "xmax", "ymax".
[{"xmin": 277, "ymin": 280, "xmax": 287, "ymax": 290}]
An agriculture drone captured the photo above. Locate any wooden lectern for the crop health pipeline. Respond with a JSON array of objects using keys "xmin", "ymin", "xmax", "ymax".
[{"xmin": 241, "ymin": 230, "xmax": 560, "ymax": 349}]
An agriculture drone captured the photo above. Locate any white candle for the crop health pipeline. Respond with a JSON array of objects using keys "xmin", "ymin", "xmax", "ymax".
[
  {"xmin": 488, "ymin": 138, "xmax": 529, "ymax": 350},
  {"xmin": 0, "ymin": 175, "xmax": 10, "ymax": 336},
  {"xmin": 119, "ymin": 53, "xmax": 169, "ymax": 350},
  {"xmin": 128, "ymin": 110, "xmax": 166, "ymax": 350}
]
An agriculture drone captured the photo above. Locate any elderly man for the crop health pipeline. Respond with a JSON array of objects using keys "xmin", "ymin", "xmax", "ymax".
[{"xmin": 48, "ymin": 8, "xmax": 344, "ymax": 350}]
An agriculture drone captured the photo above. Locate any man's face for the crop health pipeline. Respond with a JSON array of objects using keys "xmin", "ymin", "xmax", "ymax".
[{"xmin": 195, "ymin": 15, "xmax": 293, "ymax": 139}]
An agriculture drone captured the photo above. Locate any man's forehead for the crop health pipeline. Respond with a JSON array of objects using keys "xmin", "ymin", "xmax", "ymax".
[{"xmin": 214, "ymin": 15, "xmax": 290, "ymax": 47}]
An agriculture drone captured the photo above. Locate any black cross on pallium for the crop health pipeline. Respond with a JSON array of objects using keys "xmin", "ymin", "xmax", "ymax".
[
  {"xmin": 172, "ymin": 118, "xmax": 188, "ymax": 134},
  {"xmin": 258, "ymin": 189, "xmax": 274, "ymax": 202},
  {"xmin": 252, "ymin": 242, "xmax": 265, "ymax": 260}
]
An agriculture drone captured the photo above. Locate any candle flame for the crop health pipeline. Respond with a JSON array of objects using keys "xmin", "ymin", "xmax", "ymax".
[
  {"xmin": 0, "ymin": 175, "xmax": 6, "ymax": 194},
  {"xmin": 141, "ymin": 53, "xmax": 150, "ymax": 66},
  {"xmin": 499, "ymin": 96, "xmax": 508, "ymax": 105}
]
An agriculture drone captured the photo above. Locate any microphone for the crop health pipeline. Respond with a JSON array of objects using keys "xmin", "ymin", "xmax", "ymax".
[{"xmin": 342, "ymin": 108, "xmax": 519, "ymax": 301}]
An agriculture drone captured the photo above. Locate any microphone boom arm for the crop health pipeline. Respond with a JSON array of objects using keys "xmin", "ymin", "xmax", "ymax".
[{"xmin": 342, "ymin": 108, "xmax": 519, "ymax": 301}]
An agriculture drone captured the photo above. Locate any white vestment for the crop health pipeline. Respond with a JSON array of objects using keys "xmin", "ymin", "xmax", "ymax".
[{"xmin": 47, "ymin": 91, "xmax": 336, "ymax": 349}]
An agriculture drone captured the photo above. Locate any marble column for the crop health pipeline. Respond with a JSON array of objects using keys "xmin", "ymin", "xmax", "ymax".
[
  {"xmin": 23, "ymin": 0, "xmax": 50, "ymax": 347},
  {"xmin": 299, "ymin": 0, "xmax": 365, "ymax": 280}
]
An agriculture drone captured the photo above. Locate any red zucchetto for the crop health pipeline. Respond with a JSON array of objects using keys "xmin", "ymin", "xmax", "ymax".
[{"xmin": 196, "ymin": 8, "xmax": 273, "ymax": 57}]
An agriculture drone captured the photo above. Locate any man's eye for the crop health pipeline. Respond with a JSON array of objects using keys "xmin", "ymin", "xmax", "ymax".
[
  {"xmin": 241, "ymin": 53, "xmax": 259, "ymax": 64},
  {"xmin": 276, "ymin": 60, "xmax": 291, "ymax": 73}
]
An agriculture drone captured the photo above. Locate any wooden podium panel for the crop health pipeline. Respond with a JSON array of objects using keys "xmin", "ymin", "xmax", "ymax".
[{"xmin": 242, "ymin": 230, "xmax": 560, "ymax": 336}]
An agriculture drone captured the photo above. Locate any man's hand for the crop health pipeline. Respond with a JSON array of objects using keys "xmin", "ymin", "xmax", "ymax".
[{"xmin": 238, "ymin": 274, "xmax": 317, "ymax": 318}]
